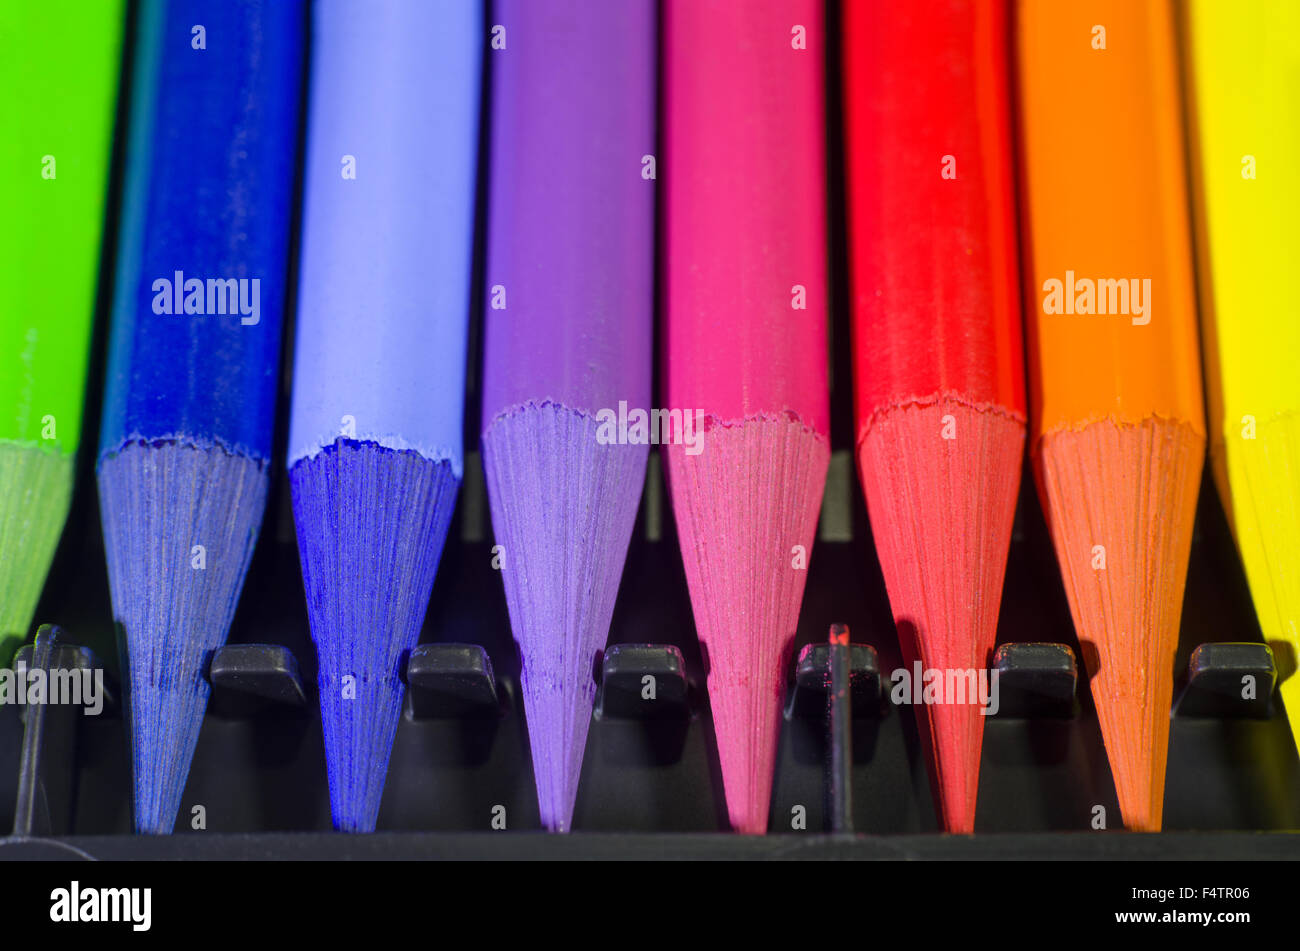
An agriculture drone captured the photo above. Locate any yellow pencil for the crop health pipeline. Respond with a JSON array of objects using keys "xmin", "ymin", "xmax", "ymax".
[{"xmin": 1187, "ymin": 0, "xmax": 1300, "ymax": 747}]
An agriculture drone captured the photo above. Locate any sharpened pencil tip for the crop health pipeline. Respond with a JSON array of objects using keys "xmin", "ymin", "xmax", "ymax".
[
  {"xmin": 291, "ymin": 439, "xmax": 460, "ymax": 833},
  {"xmin": 483, "ymin": 403, "xmax": 647, "ymax": 833},
  {"xmin": 1037, "ymin": 417, "xmax": 1203, "ymax": 833},
  {"xmin": 0, "ymin": 444, "xmax": 74, "ymax": 663},
  {"xmin": 858, "ymin": 400, "xmax": 1024, "ymax": 834},
  {"xmin": 99, "ymin": 441, "xmax": 269, "ymax": 835},
  {"xmin": 667, "ymin": 415, "xmax": 828, "ymax": 836}
]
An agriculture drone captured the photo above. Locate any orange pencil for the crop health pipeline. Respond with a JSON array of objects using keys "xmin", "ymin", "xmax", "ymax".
[{"xmin": 1016, "ymin": 0, "xmax": 1205, "ymax": 831}]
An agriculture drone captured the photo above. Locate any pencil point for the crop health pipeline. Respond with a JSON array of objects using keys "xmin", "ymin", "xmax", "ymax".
[
  {"xmin": 1211, "ymin": 413, "xmax": 1300, "ymax": 752},
  {"xmin": 483, "ymin": 403, "xmax": 646, "ymax": 833},
  {"xmin": 667, "ymin": 416, "xmax": 828, "ymax": 835},
  {"xmin": 291, "ymin": 440, "xmax": 460, "ymax": 833},
  {"xmin": 1037, "ymin": 418, "xmax": 1203, "ymax": 832},
  {"xmin": 99, "ymin": 441, "xmax": 269, "ymax": 835},
  {"xmin": 858, "ymin": 400, "xmax": 1024, "ymax": 834},
  {"xmin": 0, "ymin": 445, "xmax": 74, "ymax": 660}
]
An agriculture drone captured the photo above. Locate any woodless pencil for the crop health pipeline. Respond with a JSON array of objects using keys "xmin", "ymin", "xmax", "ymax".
[
  {"xmin": 1016, "ymin": 0, "xmax": 1205, "ymax": 831},
  {"xmin": 1187, "ymin": 0, "xmax": 1300, "ymax": 753},
  {"xmin": 0, "ymin": 2, "xmax": 122, "ymax": 661},
  {"xmin": 843, "ymin": 0, "xmax": 1025, "ymax": 834},
  {"xmin": 663, "ymin": 0, "xmax": 830, "ymax": 834},
  {"xmin": 481, "ymin": 0, "xmax": 655, "ymax": 832},
  {"xmin": 97, "ymin": 0, "xmax": 304, "ymax": 833},
  {"xmin": 288, "ymin": 0, "xmax": 480, "ymax": 832}
]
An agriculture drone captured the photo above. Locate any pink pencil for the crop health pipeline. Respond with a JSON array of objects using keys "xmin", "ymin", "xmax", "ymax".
[{"xmin": 663, "ymin": 0, "xmax": 830, "ymax": 834}]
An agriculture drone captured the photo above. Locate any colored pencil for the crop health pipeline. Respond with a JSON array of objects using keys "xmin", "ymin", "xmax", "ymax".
[
  {"xmin": 1016, "ymin": 0, "xmax": 1205, "ymax": 831},
  {"xmin": 0, "ymin": 3, "xmax": 122, "ymax": 662},
  {"xmin": 663, "ymin": 0, "xmax": 830, "ymax": 834},
  {"xmin": 843, "ymin": 0, "xmax": 1025, "ymax": 833},
  {"xmin": 481, "ymin": 0, "xmax": 655, "ymax": 833},
  {"xmin": 97, "ymin": 0, "xmax": 303, "ymax": 834},
  {"xmin": 288, "ymin": 0, "xmax": 479, "ymax": 833},
  {"xmin": 1187, "ymin": 1, "xmax": 1300, "ymax": 752}
]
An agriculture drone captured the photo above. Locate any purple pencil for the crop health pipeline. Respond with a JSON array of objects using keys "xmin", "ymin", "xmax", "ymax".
[{"xmin": 481, "ymin": 0, "xmax": 655, "ymax": 832}]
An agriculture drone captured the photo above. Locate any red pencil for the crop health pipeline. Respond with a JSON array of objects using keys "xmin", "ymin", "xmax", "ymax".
[{"xmin": 843, "ymin": 0, "xmax": 1025, "ymax": 832}]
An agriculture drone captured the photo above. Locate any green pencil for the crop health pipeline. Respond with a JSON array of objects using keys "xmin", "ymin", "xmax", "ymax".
[{"xmin": 0, "ymin": 2, "xmax": 123, "ymax": 660}]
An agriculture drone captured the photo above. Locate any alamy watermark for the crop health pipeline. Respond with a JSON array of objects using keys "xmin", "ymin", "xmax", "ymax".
[
  {"xmin": 151, "ymin": 270, "xmax": 261, "ymax": 325},
  {"xmin": 50, "ymin": 882, "xmax": 151, "ymax": 931},
  {"xmin": 1, "ymin": 664, "xmax": 106, "ymax": 715},
  {"xmin": 1042, "ymin": 270, "xmax": 1151, "ymax": 326},
  {"xmin": 595, "ymin": 401, "xmax": 705, "ymax": 456},
  {"xmin": 889, "ymin": 662, "xmax": 1000, "ymax": 716}
]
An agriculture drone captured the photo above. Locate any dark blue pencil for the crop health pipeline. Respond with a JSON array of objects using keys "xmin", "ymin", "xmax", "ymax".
[{"xmin": 97, "ymin": 0, "xmax": 304, "ymax": 834}]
